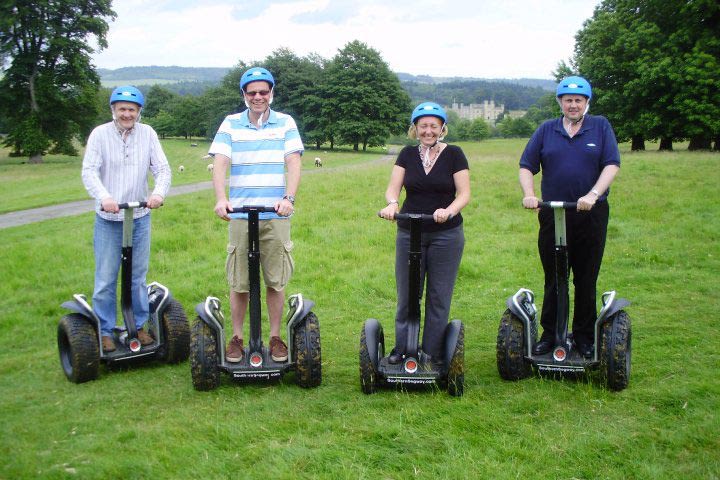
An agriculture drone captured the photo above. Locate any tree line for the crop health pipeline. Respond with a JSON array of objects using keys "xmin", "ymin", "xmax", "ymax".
[{"xmin": 2, "ymin": 0, "xmax": 717, "ymax": 163}]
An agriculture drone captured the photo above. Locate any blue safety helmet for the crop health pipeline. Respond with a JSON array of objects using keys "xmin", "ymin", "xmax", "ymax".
[
  {"xmin": 411, "ymin": 102, "xmax": 447, "ymax": 125},
  {"xmin": 240, "ymin": 67, "xmax": 275, "ymax": 91},
  {"xmin": 556, "ymin": 76, "xmax": 592, "ymax": 100},
  {"xmin": 109, "ymin": 86, "xmax": 145, "ymax": 107}
]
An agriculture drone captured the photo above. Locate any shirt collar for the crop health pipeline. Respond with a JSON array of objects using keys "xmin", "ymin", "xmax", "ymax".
[{"xmin": 241, "ymin": 108, "xmax": 277, "ymax": 127}]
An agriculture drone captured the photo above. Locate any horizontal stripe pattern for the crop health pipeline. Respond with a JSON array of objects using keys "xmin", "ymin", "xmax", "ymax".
[{"xmin": 209, "ymin": 109, "xmax": 303, "ymax": 220}]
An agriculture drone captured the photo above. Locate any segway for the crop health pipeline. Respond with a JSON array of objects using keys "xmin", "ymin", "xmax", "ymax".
[
  {"xmin": 496, "ymin": 201, "xmax": 632, "ymax": 391},
  {"xmin": 360, "ymin": 213, "xmax": 465, "ymax": 396},
  {"xmin": 58, "ymin": 202, "xmax": 191, "ymax": 383},
  {"xmin": 190, "ymin": 206, "xmax": 321, "ymax": 390}
]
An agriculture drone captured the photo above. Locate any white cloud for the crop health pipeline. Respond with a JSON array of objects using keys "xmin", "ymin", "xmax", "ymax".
[{"xmin": 93, "ymin": 0, "xmax": 599, "ymax": 78}]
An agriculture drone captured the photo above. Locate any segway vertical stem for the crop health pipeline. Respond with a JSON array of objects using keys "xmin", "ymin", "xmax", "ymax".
[
  {"xmin": 540, "ymin": 201, "xmax": 576, "ymax": 359},
  {"xmin": 552, "ymin": 205, "xmax": 570, "ymax": 353},
  {"xmin": 246, "ymin": 207, "xmax": 263, "ymax": 354},
  {"xmin": 119, "ymin": 202, "xmax": 146, "ymax": 352},
  {"xmin": 405, "ymin": 215, "xmax": 423, "ymax": 357},
  {"xmin": 236, "ymin": 206, "xmax": 277, "ymax": 357}
]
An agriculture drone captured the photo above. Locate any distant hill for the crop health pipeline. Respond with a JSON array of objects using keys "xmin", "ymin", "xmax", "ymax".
[
  {"xmin": 396, "ymin": 72, "xmax": 556, "ymax": 91},
  {"xmin": 98, "ymin": 66, "xmax": 552, "ymax": 109},
  {"xmin": 98, "ymin": 66, "xmax": 230, "ymax": 84},
  {"xmin": 98, "ymin": 66, "xmax": 231, "ymax": 96}
]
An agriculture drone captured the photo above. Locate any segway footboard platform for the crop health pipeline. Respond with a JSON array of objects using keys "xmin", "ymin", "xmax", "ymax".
[{"xmin": 378, "ymin": 357, "xmax": 442, "ymax": 386}]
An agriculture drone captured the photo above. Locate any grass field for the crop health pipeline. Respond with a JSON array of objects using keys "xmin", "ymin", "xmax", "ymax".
[{"xmin": 0, "ymin": 138, "xmax": 718, "ymax": 479}]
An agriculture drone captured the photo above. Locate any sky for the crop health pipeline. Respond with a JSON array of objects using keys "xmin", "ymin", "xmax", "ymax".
[{"xmin": 91, "ymin": 0, "xmax": 601, "ymax": 80}]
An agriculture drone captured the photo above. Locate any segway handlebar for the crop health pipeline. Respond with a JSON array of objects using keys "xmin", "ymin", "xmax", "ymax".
[
  {"xmin": 393, "ymin": 213, "xmax": 436, "ymax": 221},
  {"xmin": 118, "ymin": 201, "xmax": 148, "ymax": 209},
  {"xmin": 229, "ymin": 206, "xmax": 278, "ymax": 214},
  {"xmin": 378, "ymin": 212, "xmax": 453, "ymax": 222},
  {"xmin": 538, "ymin": 201, "xmax": 577, "ymax": 210},
  {"xmin": 101, "ymin": 201, "xmax": 148, "ymax": 211}
]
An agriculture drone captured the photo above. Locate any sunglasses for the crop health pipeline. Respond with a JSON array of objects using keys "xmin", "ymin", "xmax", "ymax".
[{"xmin": 244, "ymin": 89, "xmax": 271, "ymax": 97}]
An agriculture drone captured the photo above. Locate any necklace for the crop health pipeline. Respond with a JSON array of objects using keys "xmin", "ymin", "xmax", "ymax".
[{"xmin": 418, "ymin": 143, "xmax": 440, "ymax": 169}]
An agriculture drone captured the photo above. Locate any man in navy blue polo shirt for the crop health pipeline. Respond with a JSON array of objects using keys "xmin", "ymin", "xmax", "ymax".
[{"xmin": 518, "ymin": 75, "xmax": 621, "ymax": 358}]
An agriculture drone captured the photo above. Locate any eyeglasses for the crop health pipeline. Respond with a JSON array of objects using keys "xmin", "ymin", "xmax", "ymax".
[{"xmin": 244, "ymin": 89, "xmax": 270, "ymax": 97}]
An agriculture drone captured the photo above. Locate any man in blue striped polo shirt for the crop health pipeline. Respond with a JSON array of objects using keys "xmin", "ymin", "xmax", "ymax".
[{"xmin": 209, "ymin": 67, "xmax": 303, "ymax": 364}]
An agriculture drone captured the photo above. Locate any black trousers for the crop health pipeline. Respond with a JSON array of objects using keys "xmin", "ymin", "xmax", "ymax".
[
  {"xmin": 537, "ymin": 201, "xmax": 609, "ymax": 344},
  {"xmin": 394, "ymin": 225, "xmax": 465, "ymax": 358}
]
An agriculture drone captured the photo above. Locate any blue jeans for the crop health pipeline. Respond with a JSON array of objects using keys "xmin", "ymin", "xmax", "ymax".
[{"xmin": 93, "ymin": 214, "xmax": 151, "ymax": 336}]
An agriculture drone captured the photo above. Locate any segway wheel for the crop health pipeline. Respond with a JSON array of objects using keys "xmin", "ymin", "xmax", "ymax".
[
  {"xmin": 496, "ymin": 310, "xmax": 533, "ymax": 380},
  {"xmin": 157, "ymin": 298, "xmax": 191, "ymax": 363},
  {"xmin": 600, "ymin": 310, "xmax": 632, "ymax": 391},
  {"xmin": 359, "ymin": 321, "xmax": 383, "ymax": 394},
  {"xmin": 293, "ymin": 312, "xmax": 322, "ymax": 388},
  {"xmin": 447, "ymin": 322, "xmax": 465, "ymax": 397},
  {"xmin": 190, "ymin": 318, "xmax": 220, "ymax": 391},
  {"xmin": 57, "ymin": 314, "xmax": 100, "ymax": 383}
]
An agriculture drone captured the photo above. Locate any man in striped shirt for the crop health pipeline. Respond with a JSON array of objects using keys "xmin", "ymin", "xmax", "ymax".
[
  {"xmin": 209, "ymin": 67, "xmax": 303, "ymax": 364},
  {"xmin": 81, "ymin": 86, "xmax": 171, "ymax": 353}
]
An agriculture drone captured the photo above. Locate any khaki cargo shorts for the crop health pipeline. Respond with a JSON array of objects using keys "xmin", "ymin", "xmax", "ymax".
[{"xmin": 226, "ymin": 218, "xmax": 294, "ymax": 292}]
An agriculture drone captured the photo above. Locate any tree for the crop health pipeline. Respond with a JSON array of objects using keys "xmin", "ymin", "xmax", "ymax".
[
  {"xmin": 264, "ymin": 48, "xmax": 328, "ymax": 149},
  {"xmin": 196, "ymin": 62, "xmax": 246, "ymax": 139},
  {"xmin": 0, "ymin": 1, "xmax": 115, "ymax": 163},
  {"xmin": 323, "ymin": 41, "xmax": 410, "ymax": 151},
  {"xmin": 574, "ymin": 0, "xmax": 720, "ymax": 151},
  {"xmin": 143, "ymin": 85, "xmax": 178, "ymax": 119},
  {"xmin": 467, "ymin": 118, "xmax": 491, "ymax": 141}
]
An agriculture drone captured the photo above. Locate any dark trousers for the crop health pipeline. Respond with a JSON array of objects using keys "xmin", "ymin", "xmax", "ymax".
[
  {"xmin": 394, "ymin": 225, "xmax": 465, "ymax": 358},
  {"xmin": 538, "ymin": 201, "xmax": 609, "ymax": 344}
]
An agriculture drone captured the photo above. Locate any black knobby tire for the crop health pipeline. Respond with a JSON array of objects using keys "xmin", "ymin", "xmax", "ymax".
[
  {"xmin": 294, "ymin": 312, "xmax": 322, "ymax": 388},
  {"xmin": 57, "ymin": 314, "xmax": 100, "ymax": 383},
  {"xmin": 190, "ymin": 318, "xmax": 220, "ymax": 391},
  {"xmin": 157, "ymin": 298, "xmax": 191, "ymax": 363},
  {"xmin": 600, "ymin": 310, "xmax": 632, "ymax": 391},
  {"xmin": 496, "ymin": 309, "xmax": 533, "ymax": 380},
  {"xmin": 447, "ymin": 323, "xmax": 465, "ymax": 397},
  {"xmin": 359, "ymin": 324, "xmax": 382, "ymax": 394}
]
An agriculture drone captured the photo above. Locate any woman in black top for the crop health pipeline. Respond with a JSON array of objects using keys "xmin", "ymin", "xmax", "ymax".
[{"xmin": 378, "ymin": 102, "xmax": 471, "ymax": 364}]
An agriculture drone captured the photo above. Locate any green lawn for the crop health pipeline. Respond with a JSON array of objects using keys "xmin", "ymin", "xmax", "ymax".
[{"xmin": 0, "ymin": 139, "xmax": 718, "ymax": 479}]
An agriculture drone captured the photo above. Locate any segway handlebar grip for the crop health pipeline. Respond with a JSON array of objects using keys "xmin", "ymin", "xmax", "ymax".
[
  {"xmin": 101, "ymin": 201, "xmax": 148, "ymax": 211},
  {"xmin": 230, "ymin": 206, "xmax": 277, "ymax": 214},
  {"xmin": 538, "ymin": 201, "xmax": 577, "ymax": 210},
  {"xmin": 391, "ymin": 213, "xmax": 449, "ymax": 222},
  {"xmin": 118, "ymin": 201, "xmax": 148, "ymax": 209}
]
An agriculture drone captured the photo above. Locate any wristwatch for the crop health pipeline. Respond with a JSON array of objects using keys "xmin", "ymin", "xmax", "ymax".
[{"xmin": 282, "ymin": 194, "xmax": 295, "ymax": 205}]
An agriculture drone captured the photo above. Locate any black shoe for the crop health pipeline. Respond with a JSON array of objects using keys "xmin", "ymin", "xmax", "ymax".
[
  {"xmin": 576, "ymin": 341, "xmax": 594, "ymax": 359},
  {"xmin": 388, "ymin": 348, "xmax": 403, "ymax": 364},
  {"xmin": 532, "ymin": 337, "xmax": 554, "ymax": 355}
]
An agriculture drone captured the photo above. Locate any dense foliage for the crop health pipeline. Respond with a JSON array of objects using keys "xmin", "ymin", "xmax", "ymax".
[
  {"xmin": 574, "ymin": 0, "xmax": 720, "ymax": 150},
  {"xmin": 0, "ymin": 0, "xmax": 115, "ymax": 162}
]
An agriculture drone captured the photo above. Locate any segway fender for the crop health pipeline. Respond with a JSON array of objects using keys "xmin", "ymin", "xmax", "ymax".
[
  {"xmin": 506, "ymin": 288, "xmax": 537, "ymax": 324},
  {"xmin": 148, "ymin": 281, "xmax": 170, "ymax": 316},
  {"xmin": 364, "ymin": 318, "xmax": 382, "ymax": 370},
  {"xmin": 286, "ymin": 294, "xmax": 315, "ymax": 331},
  {"xmin": 194, "ymin": 298, "xmax": 224, "ymax": 337},
  {"xmin": 443, "ymin": 320, "xmax": 463, "ymax": 367},
  {"xmin": 597, "ymin": 291, "xmax": 631, "ymax": 324},
  {"xmin": 61, "ymin": 295, "xmax": 99, "ymax": 325}
]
